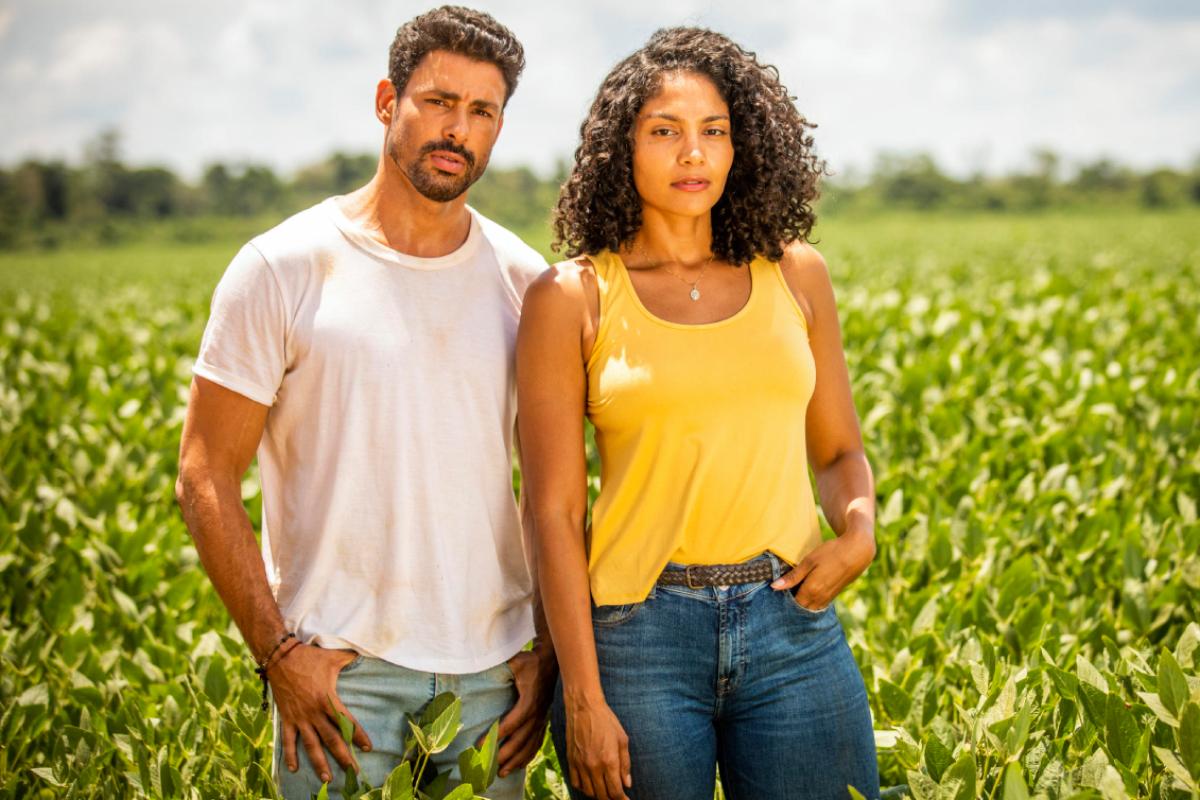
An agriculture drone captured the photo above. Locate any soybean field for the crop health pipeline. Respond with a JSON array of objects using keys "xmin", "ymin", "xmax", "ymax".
[{"xmin": 1, "ymin": 210, "xmax": 1199, "ymax": 798}]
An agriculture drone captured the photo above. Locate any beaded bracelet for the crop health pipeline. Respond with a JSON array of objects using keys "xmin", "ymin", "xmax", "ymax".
[
  {"xmin": 257, "ymin": 632, "xmax": 296, "ymax": 668},
  {"xmin": 254, "ymin": 632, "xmax": 298, "ymax": 711}
]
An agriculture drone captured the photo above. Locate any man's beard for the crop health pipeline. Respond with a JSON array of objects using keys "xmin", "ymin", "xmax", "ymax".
[{"xmin": 392, "ymin": 138, "xmax": 485, "ymax": 202}]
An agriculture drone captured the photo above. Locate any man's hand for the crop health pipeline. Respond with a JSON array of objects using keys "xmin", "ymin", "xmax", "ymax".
[
  {"xmin": 771, "ymin": 528, "xmax": 877, "ymax": 611},
  {"xmin": 490, "ymin": 643, "xmax": 558, "ymax": 777},
  {"xmin": 271, "ymin": 644, "xmax": 373, "ymax": 784}
]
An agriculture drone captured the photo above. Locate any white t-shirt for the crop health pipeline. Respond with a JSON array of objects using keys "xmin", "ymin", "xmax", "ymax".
[{"xmin": 193, "ymin": 197, "xmax": 547, "ymax": 673}]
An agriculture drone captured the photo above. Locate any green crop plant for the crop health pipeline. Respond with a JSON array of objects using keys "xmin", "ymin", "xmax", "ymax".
[{"xmin": 1, "ymin": 209, "xmax": 1197, "ymax": 798}]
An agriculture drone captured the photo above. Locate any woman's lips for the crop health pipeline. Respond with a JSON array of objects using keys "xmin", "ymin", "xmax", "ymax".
[
  {"xmin": 671, "ymin": 178, "xmax": 711, "ymax": 192},
  {"xmin": 429, "ymin": 153, "xmax": 466, "ymax": 174}
]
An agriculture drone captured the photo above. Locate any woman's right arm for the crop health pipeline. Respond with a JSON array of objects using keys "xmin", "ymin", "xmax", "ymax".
[{"xmin": 516, "ymin": 264, "xmax": 632, "ymax": 800}]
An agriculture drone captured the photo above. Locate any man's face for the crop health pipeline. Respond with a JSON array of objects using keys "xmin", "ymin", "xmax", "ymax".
[{"xmin": 385, "ymin": 50, "xmax": 506, "ymax": 202}]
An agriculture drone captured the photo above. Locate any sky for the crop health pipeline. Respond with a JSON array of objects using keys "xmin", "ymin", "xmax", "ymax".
[{"xmin": 1, "ymin": 0, "xmax": 1198, "ymax": 180}]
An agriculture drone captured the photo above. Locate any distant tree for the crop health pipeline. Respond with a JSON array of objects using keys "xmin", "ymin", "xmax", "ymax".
[
  {"xmin": 872, "ymin": 153, "xmax": 953, "ymax": 210},
  {"xmin": 291, "ymin": 152, "xmax": 376, "ymax": 203},
  {"xmin": 1072, "ymin": 158, "xmax": 1135, "ymax": 201},
  {"xmin": 1012, "ymin": 148, "xmax": 1061, "ymax": 209},
  {"xmin": 202, "ymin": 163, "xmax": 234, "ymax": 213},
  {"xmin": 84, "ymin": 128, "xmax": 136, "ymax": 216},
  {"xmin": 126, "ymin": 167, "xmax": 183, "ymax": 217},
  {"xmin": 1140, "ymin": 168, "xmax": 1189, "ymax": 208},
  {"xmin": 235, "ymin": 165, "xmax": 283, "ymax": 215},
  {"xmin": 202, "ymin": 162, "xmax": 282, "ymax": 215}
]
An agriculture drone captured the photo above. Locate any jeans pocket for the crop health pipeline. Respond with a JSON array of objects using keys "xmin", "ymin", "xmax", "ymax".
[
  {"xmin": 339, "ymin": 653, "xmax": 366, "ymax": 673},
  {"xmin": 788, "ymin": 589, "xmax": 831, "ymax": 617},
  {"xmin": 591, "ymin": 602, "xmax": 643, "ymax": 627}
]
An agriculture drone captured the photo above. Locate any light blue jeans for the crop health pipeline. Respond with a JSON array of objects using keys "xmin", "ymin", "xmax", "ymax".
[
  {"xmin": 551, "ymin": 553, "xmax": 880, "ymax": 800},
  {"xmin": 272, "ymin": 655, "xmax": 524, "ymax": 800}
]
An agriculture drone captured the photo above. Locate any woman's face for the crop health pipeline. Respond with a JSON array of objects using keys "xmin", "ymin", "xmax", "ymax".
[{"xmin": 631, "ymin": 70, "xmax": 734, "ymax": 221}]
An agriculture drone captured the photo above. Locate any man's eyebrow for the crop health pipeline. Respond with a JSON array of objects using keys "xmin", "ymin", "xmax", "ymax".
[{"xmin": 425, "ymin": 88, "xmax": 500, "ymax": 111}]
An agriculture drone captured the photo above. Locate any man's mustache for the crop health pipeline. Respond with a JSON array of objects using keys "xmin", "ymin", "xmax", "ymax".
[{"xmin": 418, "ymin": 140, "xmax": 476, "ymax": 169}]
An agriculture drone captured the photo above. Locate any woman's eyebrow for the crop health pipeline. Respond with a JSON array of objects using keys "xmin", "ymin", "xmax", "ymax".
[{"xmin": 641, "ymin": 112, "xmax": 730, "ymax": 122}]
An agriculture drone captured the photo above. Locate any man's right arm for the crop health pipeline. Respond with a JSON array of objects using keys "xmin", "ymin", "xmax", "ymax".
[{"xmin": 175, "ymin": 375, "xmax": 370, "ymax": 783}]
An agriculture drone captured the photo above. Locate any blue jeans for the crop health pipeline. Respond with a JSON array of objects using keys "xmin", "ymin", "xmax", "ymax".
[
  {"xmin": 550, "ymin": 553, "xmax": 880, "ymax": 800},
  {"xmin": 272, "ymin": 655, "xmax": 525, "ymax": 800}
]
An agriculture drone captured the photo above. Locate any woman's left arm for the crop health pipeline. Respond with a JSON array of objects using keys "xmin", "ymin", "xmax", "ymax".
[{"xmin": 770, "ymin": 242, "xmax": 877, "ymax": 610}]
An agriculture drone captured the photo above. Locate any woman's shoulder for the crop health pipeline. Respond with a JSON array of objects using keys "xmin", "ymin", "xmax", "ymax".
[
  {"xmin": 522, "ymin": 255, "xmax": 601, "ymax": 318},
  {"xmin": 777, "ymin": 241, "xmax": 829, "ymax": 282}
]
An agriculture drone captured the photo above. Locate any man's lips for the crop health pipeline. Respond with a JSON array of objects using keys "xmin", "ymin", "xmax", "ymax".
[
  {"xmin": 429, "ymin": 151, "xmax": 466, "ymax": 174},
  {"xmin": 672, "ymin": 178, "xmax": 711, "ymax": 192}
]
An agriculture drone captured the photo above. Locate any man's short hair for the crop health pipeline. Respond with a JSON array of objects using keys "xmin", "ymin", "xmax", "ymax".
[{"xmin": 388, "ymin": 6, "xmax": 525, "ymax": 105}]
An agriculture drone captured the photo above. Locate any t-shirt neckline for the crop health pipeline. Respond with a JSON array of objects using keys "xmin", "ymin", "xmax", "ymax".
[{"xmin": 322, "ymin": 196, "xmax": 482, "ymax": 270}]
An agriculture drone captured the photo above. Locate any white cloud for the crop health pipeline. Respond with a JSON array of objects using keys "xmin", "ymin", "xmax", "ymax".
[
  {"xmin": 0, "ymin": 0, "xmax": 1196, "ymax": 178},
  {"xmin": 0, "ymin": 7, "xmax": 14, "ymax": 42}
]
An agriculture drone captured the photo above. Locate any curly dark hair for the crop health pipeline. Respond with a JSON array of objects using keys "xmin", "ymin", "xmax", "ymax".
[
  {"xmin": 553, "ymin": 27, "xmax": 824, "ymax": 265},
  {"xmin": 388, "ymin": 6, "xmax": 525, "ymax": 105}
]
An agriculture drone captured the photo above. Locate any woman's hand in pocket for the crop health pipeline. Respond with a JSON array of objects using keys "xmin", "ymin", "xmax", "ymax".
[{"xmin": 771, "ymin": 528, "xmax": 877, "ymax": 611}]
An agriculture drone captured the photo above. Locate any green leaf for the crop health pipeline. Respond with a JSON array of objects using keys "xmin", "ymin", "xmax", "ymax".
[
  {"xmin": 1180, "ymin": 702, "xmax": 1200, "ymax": 780},
  {"xmin": 1178, "ymin": 492, "xmax": 1197, "ymax": 525},
  {"xmin": 383, "ymin": 761, "xmax": 414, "ymax": 800},
  {"xmin": 407, "ymin": 719, "xmax": 430, "ymax": 753},
  {"xmin": 1005, "ymin": 699, "xmax": 1034, "ymax": 757},
  {"xmin": 422, "ymin": 770, "xmax": 449, "ymax": 799},
  {"xmin": 439, "ymin": 786, "xmax": 474, "ymax": 800},
  {"xmin": 1001, "ymin": 762, "xmax": 1030, "ymax": 800},
  {"xmin": 1075, "ymin": 654, "xmax": 1108, "ymax": 692},
  {"xmin": 879, "ymin": 679, "xmax": 913, "ymax": 720},
  {"xmin": 316, "ymin": 783, "xmax": 330, "ymax": 800},
  {"xmin": 1154, "ymin": 746, "xmax": 1197, "ymax": 791},
  {"xmin": 203, "ymin": 660, "xmax": 229, "ymax": 706},
  {"xmin": 30, "ymin": 767, "xmax": 64, "ymax": 787},
  {"xmin": 1012, "ymin": 601, "xmax": 1045, "ymax": 651},
  {"xmin": 924, "ymin": 734, "xmax": 953, "ymax": 783},
  {"xmin": 1078, "ymin": 682, "xmax": 1108, "ymax": 728},
  {"xmin": 1158, "ymin": 649, "xmax": 1190, "ymax": 718},
  {"xmin": 423, "ymin": 694, "xmax": 463, "ymax": 755},
  {"xmin": 331, "ymin": 696, "xmax": 355, "ymax": 744},
  {"xmin": 1104, "ymin": 692, "xmax": 1140, "ymax": 768},
  {"xmin": 848, "ymin": 788, "xmax": 867, "ymax": 800},
  {"xmin": 17, "ymin": 683, "xmax": 49, "ymax": 706},
  {"xmin": 1136, "ymin": 691, "xmax": 1179, "ymax": 727},
  {"xmin": 944, "ymin": 752, "xmax": 976, "ymax": 800},
  {"xmin": 458, "ymin": 721, "xmax": 499, "ymax": 793},
  {"xmin": 1045, "ymin": 663, "xmax": 1078, "ymax": 699},
  {"xmin": 1176, "ymin": 622, "xmax": 1200, "ymax": 669}
]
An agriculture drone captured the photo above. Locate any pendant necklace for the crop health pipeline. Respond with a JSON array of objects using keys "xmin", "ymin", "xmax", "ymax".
[{"xmin": 639, "ymin": 249, "xmax": 715, "ymax": 302}]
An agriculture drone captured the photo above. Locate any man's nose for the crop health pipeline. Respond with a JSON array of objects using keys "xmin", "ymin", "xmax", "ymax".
[{"xmin": 443, "ymin": 106, "xmax": 470, "ymax": 142}]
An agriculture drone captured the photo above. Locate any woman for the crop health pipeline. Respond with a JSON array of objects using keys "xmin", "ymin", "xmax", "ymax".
[{"xmin": 516, "ymin": 27, "xmax": 880, "ymax": 800}]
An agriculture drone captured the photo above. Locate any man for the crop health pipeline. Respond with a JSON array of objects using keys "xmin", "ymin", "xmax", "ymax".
[{"xmin": 175, "ymin": 7, "xmax": 555, "ymax": 798}]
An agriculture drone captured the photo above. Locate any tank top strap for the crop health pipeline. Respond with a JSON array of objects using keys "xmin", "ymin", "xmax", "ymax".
[
  {"xmin": 754, "ymin": 255, "xmax": 810, "ymax": 332},
  {"xmin": 587, "ymin": 251, "xmax": 629, "ymax": 358}
]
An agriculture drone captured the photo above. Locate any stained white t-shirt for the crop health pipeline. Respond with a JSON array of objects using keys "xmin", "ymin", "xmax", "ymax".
[{"xmin": 193, "ymin": 197, "xmax": 547, "ymax": 673}]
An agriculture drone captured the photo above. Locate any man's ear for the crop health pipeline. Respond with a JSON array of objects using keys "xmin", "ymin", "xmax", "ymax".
[{"xmin": 375, "ymin": 78, "xmax": 397, "ymax": 126}]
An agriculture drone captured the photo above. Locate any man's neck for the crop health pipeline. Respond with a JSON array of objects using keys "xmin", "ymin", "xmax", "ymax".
[{"xmin": 336, "ymin": 168, "xmax": 472, "ymax": 259}]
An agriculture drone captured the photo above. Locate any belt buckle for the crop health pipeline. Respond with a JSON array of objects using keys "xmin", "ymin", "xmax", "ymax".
[{"xmin": 685, "ymin": 565, "xmax": 704, "ymax": 589}]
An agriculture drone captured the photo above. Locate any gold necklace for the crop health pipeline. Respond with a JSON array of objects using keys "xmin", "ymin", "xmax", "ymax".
[{"xmin": 634, "ymin": 247, "xmax": 715, "ymax": 302}]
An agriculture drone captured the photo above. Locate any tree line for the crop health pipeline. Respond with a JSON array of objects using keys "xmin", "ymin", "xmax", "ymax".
[{"xmin": 2, "ymin": 130, "xmax": 1197, "ymax": 250}]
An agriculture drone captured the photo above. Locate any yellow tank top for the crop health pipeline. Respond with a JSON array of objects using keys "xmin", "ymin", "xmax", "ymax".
[{"xmin": 585, "ymin": 250, "xmax": 824, "ymax": 605}]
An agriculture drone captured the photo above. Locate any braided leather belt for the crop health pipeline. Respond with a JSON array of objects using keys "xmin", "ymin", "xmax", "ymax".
[{"xmin": 657, "ymin": 559, "xmax": 780, "ymax": 589}]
